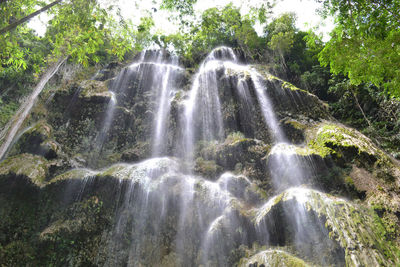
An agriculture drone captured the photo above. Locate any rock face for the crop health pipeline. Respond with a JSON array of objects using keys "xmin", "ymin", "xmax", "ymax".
[{"xmin": 0, "ymin": 47, "xmax": 399, "ymax": 266}]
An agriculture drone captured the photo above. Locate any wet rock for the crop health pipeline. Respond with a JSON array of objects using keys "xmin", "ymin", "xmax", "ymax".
[
  {"xmin": 306, "ymin": 123, "xmax": 400, "ymax": 182},
  {"xmin": 39, "ymin": 140, "xmax": 61, "ymax": 159},
  {"xmin": 196, "ymin": 132, "xmax": 270, "ymax": 182},
  {"xmin": 253, "ymin": 65, "xmax": 331, "ymax": 121},
  {"xmin": 280, "ymin": 118, "xmax": 307, "ymax": 144},
  {"xmin": 38, "ymin": 196, "xmax": 110, "ymax": 266},
  {"xmin": 121, "ymin": 142, "xmax": 150, "ymax": 163}
]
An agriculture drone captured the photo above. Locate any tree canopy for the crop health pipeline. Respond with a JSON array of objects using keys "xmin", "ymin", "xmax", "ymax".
[
  {"xmin": 0, "ymin": 0, "xmax": 153, "ymax": 73},
  {"xmin": 318, "ymin": 0, "xmax": 400, "ymax": 97}
]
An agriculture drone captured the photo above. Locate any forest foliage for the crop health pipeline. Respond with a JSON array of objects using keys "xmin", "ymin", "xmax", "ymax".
[{"xmin": 0, "ymin": 0, "xmax": 399, "ymax": 154}]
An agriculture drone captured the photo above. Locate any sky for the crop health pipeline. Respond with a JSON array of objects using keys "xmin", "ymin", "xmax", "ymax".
[{"xmin": 29, "ymin": 0, "xmax": 334, "ymax": 41}]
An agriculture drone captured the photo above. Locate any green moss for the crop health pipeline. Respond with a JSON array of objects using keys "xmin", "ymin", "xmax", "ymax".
[
  {"xmin": 173, "ymin": 90, "xmax": 183, "ymax": 101},
  {"xmin": 0, "ymin": 154, "xmax": 48, "ymax": 187},
  {"xmin": 225, "ymin": 131, "xmax": 247, "ymax": 145},
  {"xmin": 79, "ymin": 80, "xmax": 109, "ymax": 98},
  {"xmin": 284, "ymin": 119, "xmax": 308, "ymax": 130},
  {"xmin": 197, "ymin": 140, "xmax": 218, "ymax": 159},
  {"xmin": 282, "ymin": 81, "xmax": 306, "ymax": 93},
  {"xmin": 98, "ymin": 163, "xmax": 130, "ymax": 178},
  {"xmin": 253, "ymin": 65, "xmax": 307, "ymax": 93},
  {"xmin": 27, "ymin": 120, "xmax": 52, "ymax": 138},
  {"xmin": 0, "ymin": 101, "xmax": 19, "ymax": 129},
  {"xmin": 256, "ymin": 188, "xmax": 400, "ymax": 265},
  {"xmin": 49, "ymin": 168, "xmax": 94, "ymax": 184},
  {"xmin": 307, "ymin": 123, "xmax": 399, "ymax": 183},
  {"xmin": 0, "ymin": 240, "xmax": 36, "ymax": 266},
  {"xmin": 38, "ymin": 196, "xmax": 109, "ymax": 266},
  {"xmin": 239, "ymin": 249, "xmax": 310, "ymax": 267},
  {"xmin": 194, "ymin": 157, "xmax": 222, "ymax": 179},
  {"xmin": 309, "ymin": 123, "xmax": 385, "ymax": 159}
]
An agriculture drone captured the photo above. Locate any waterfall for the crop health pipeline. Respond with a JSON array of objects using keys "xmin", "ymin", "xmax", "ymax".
[
  {"xmin": 151, "ymin": 59, "xmax": 181, "ymax": 156},
  {"xmin": 3, "ymin": 46, "xmax": 388, "ymax": 266},
  {"xmin": 83, "ymin": 47, "xmax": 324, "ymax": 265}
]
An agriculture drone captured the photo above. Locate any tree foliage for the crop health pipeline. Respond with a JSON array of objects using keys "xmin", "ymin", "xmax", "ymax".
[
  {"xmin": 0, "ymin": 0, "xmax": 153, "ymax": 73},
  {"xmin": 156, "ymin": 4, "xmax": 266, "ymax": 65},
  {"xmin": 265, "ymin": 13, "xmax": 296, "ymax": 63},
  {"xmin": 318, "ymin": 0, "xmax": 400, "ymax": 97},
  {"xmin": 0, "ymin": 0, "xmax": 37, "ymax": 71}
]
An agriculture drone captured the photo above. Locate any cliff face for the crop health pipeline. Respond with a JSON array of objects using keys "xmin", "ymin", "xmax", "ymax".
[{"xmin": 0, "ymin": 47, "xmax": 399, "ymax": 266}]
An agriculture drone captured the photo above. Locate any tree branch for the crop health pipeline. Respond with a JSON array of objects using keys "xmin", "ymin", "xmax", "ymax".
[
  {"xmin": 349, "ymin": 85, "xmax": 372, "ymax": 128},
  {"xmin": 0, "ymin": 0, "xmax": 63, "ymax": 35}
]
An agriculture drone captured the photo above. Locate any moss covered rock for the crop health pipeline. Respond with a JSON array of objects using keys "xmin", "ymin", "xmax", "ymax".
[
  {"xmin": 197, "ymin": 132, "xmax": 270, "ymax": 182},
  {"xmin": 239, "ymin": 249, "xmax": 310, "ymax": 267},
  {"xmin": 254, "ymin": 187, "xmax": 400, "ymax": 266},
  {"xmin": 0, "ymin": 154, "xmax": 48, "ymax": 187},
  {"xmin": 194, "ymin": 157, "xmax": 222, "ymax": 180},
  {"xmin": 307, "ymin": 123, "xmax": 400, "ymax": 181},
  {"xmin": 253, "ymin": 65, "xmax": 331, "ymax": 121},
  {"xmin": 10, "ymin": 121, "xmax": 60, "ymax": 159},
  {"xmin": 78, "ymin": 80, "xmax": 112, "ymax": 103}
]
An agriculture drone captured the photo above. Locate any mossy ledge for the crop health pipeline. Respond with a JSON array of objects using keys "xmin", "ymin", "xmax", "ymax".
[
  {"xmin": 239, "ymin": 249, "xmax": 311, "ymax": 267},
  {"xmin": 254, "ymin": 187, "xmax": 400, "ymax": 266}
]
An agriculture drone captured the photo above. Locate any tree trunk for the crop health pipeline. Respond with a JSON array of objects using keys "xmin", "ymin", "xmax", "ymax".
[
  {"xmin": 0, "ymin": 56, "xmax": 67, "ymax": 160},
  {"xmin": 0, "ymin": 0, "xmax": 63, "ymax": 35},
  {"xmin": 349, "ymin": 85, "xmax": 372, "ymax": 128}
]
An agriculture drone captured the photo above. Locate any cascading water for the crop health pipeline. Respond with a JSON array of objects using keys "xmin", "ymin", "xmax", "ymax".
[
  {"xmin": 100, "ymin": 46, "xmax": 321, "ymax": 265},
  {"xmin": 95, "ymin": 91, "xmax": 117, "ymax": 151},
  {"xmin": 151, "ymin": 59, "xmax": 182, "ymax": 156},
  {"xmin": 182, "ymin": 47, "xmax": 237, "ymax": 161},
  {"xmin": 7, "ymin": 46, "xmax": 390, "ymax": 266},
  {"xmin": 92, "ymin": 50, "xmax": 183, "ymax": 159},
  {"xmin": 250, "ymin": 71, "xmax": 286, "ymax": 143}
]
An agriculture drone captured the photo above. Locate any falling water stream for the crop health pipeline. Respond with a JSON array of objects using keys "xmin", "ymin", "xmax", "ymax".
[
  {"xmin": 9, "ymin": 47, "xmax": 364, "ymax": 266},
  {"xmin": 91, "ymin": 46, "xmax": 321, "ymax": 266},
  {"xmin": 93, "ymin": 50, "xmax": 183, "ymax": 157}
]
